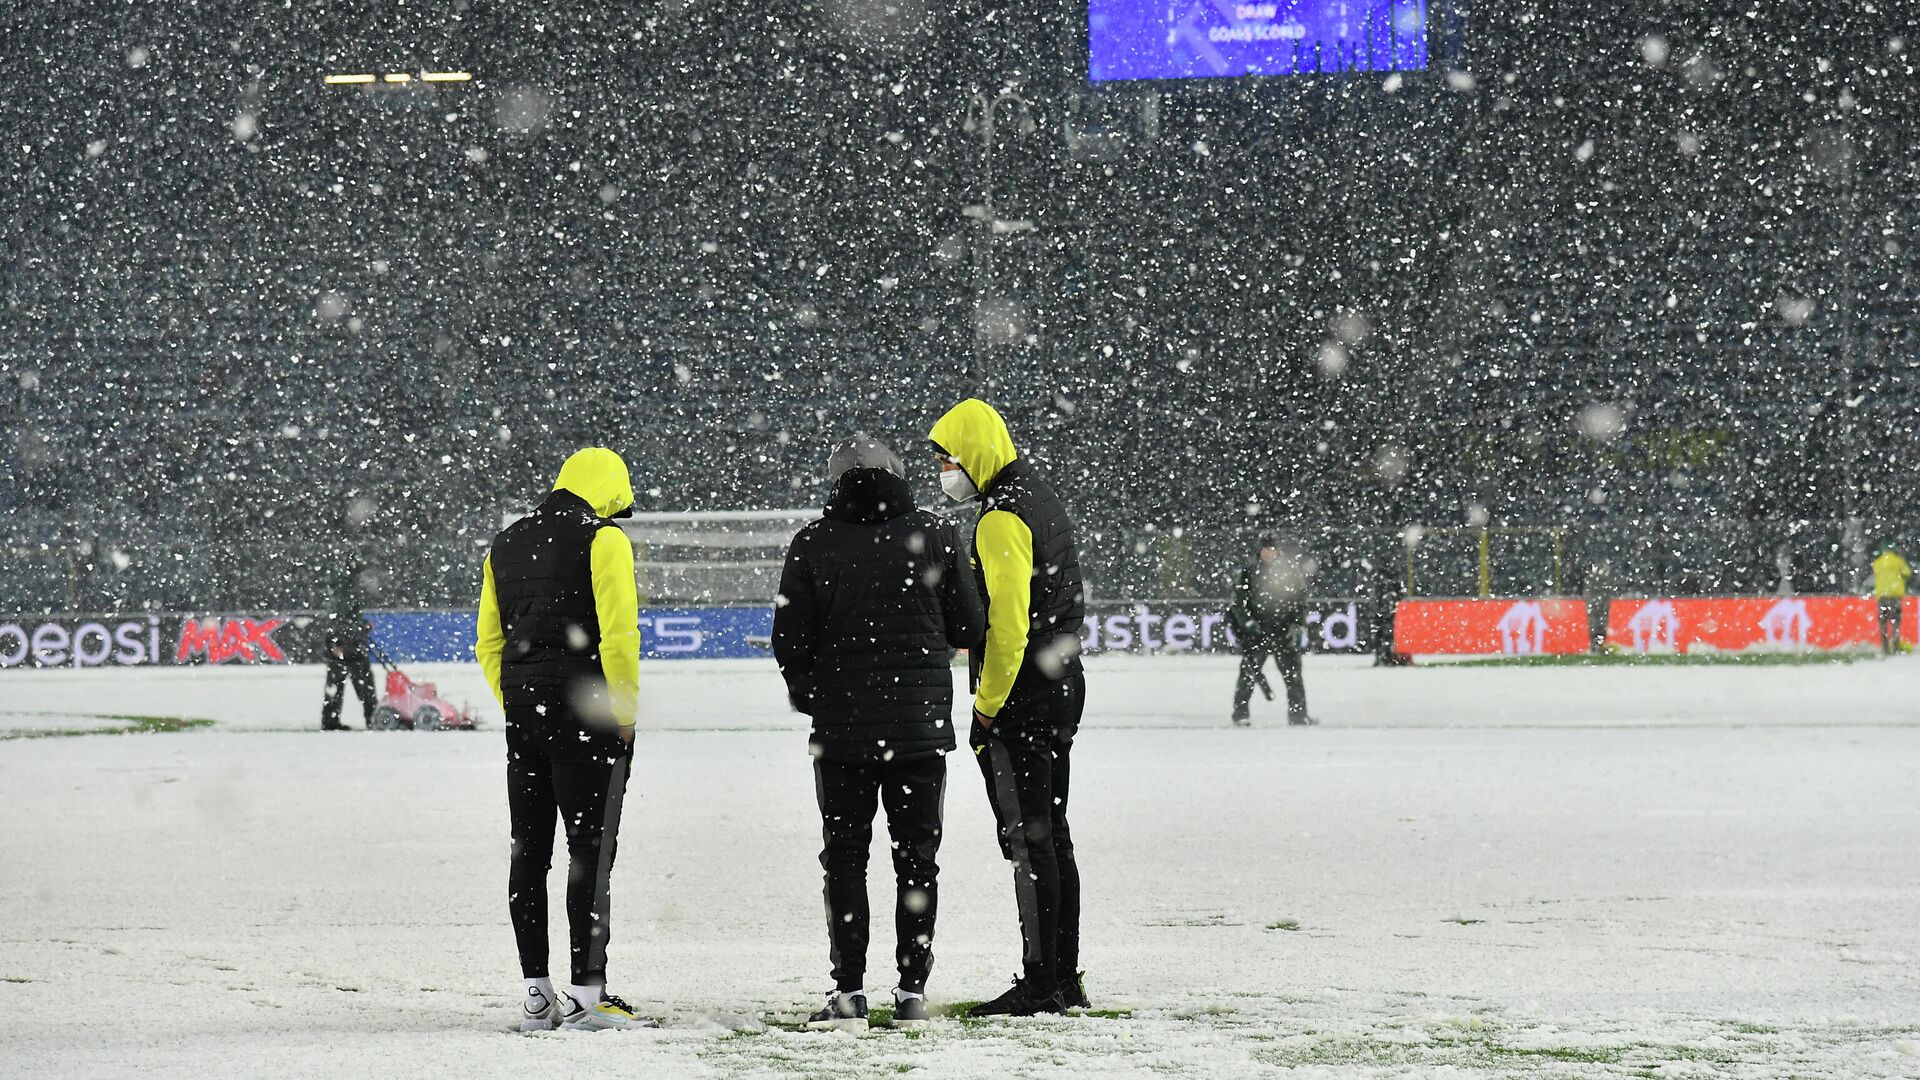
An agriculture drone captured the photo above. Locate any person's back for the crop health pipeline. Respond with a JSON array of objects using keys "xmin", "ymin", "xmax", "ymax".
[
  {"xmin": 777, "ymin": 461, "xmax": 980, "ymax": 758},
  {"xmin": 774, "ymin": 435, "xmax": 983, "ymax": 1032},
  {"xmin": 476, "ymin": 446, "xmax": 649, "ymax": 1032},
  {"xmin": 489, "ymin": 491, "xmax": 617, "ymax": 713}
]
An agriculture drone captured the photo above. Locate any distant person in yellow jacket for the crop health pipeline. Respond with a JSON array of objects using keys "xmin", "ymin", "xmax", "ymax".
[
  {"xmin": 476, "ymin": 447, "xmax": 650, "ymax": 1032},
  {"xmin": 930, "ymin": 399, "xmax": 1089, "ymax": 1018},
  {"xmin": 1871, "ymin": 545, "xmax": 1912, "ymax": 655}
]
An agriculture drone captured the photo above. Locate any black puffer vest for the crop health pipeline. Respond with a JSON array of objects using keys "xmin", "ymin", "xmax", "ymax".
[
  {"xmin": 489, "ymin": 489, "xmax": 612, "ymax": 691},
  {"xmin": 973, "ymin": 457, "xmax": 1087, "ymax": 690},
  {"xmin": 774, "ymin": 468, "xmax": 980, "ymax": 762}
]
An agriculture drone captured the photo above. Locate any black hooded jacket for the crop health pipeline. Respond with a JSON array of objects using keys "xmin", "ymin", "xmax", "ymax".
[{"xmin": 773, "ymin": 467, "xmax": 985, "ymax": 762}]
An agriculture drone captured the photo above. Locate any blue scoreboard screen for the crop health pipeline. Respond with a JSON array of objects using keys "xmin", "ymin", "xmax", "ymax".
[{"xmin": 1089, "ymin": 0, "xmax": 1430, "ymax": 82}]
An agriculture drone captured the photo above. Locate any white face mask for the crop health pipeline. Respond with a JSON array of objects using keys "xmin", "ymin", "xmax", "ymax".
[{"xmin": 940, "ymin": 468, "xmax": 978, "ymax": 503}]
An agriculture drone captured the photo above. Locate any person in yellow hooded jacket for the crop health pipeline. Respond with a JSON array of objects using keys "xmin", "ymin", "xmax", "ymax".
[
  {"xmin": 1871, "ymin": 545, "xmax": 1912, "ymax": 655},
  {"xmin": 929, "ymin": 399, "xmax": 1089, "ymax": 1017},
  {"xmin": 475, "ymin": 447, "xmax": 649, "ymax": 1032}
]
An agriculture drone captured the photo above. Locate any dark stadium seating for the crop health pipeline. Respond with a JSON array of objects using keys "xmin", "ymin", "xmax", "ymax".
[{"xmin": 3, "ymin": 2, "xmax": 1918, "ymax": 612}]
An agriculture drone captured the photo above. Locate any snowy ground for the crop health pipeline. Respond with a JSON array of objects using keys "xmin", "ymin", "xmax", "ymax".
[{"xmin": 3, "ymin": 654, "xmax": 1918, "ymax": 1078}]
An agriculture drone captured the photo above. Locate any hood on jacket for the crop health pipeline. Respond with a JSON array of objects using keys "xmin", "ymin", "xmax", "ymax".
[
  {"xmin": 552, "ymin": 447, "xmax": 635, "ymax": 519},
  {"xmin": 825, "ymin": 467, "xmax": 915, "ymax": 525},
  {"xmin": 828, "ymin": 433, "xmax": 905, "ymax": 482},
  {"xmin": 928, "ymin": 398, "xmax": 1018, "ymax": 491}
]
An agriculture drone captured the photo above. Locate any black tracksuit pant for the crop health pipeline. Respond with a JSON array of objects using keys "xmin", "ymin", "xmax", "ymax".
[
  {"xmin": 815, "ymin": 753, "xmax": 946, "ymax": 994},
  {"xmin": 972, "ymin": 672, "xmax": 1083, "ymax": 987},
  {"xmin": 321, "ymin": 649, "xmax": 375, "ymax": 729},
  {"xmin": 1233, "ymin": 631, "xmax": 1307, "ymax": 721},
  {"xmin": 506, "ymin": 698, "xmax": 632, "ymax": 985}
]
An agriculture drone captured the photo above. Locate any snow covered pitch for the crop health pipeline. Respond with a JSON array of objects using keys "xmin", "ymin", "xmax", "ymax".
[{"xmin": 3, "ymin": 655, "xmax": 1918, "ymax": 1077}]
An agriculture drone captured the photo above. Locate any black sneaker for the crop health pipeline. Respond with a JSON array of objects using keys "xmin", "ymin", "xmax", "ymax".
[
  {"xmin": 805, "ymin": 990, "xmax": 868, "ymax": 1033},
  {"xmin": 890, "ymin": 992, "xmax": 929, "ymax": 1030},
  {"xmin": 1059, "ymin": 972, "xmax": 1089, "ymax": 1010},
  {"xmin": 966, "ymin": 976, "xmax": 1066, "ymax": 1018},
  {"xmin": 1231, "ymin": 713, "xmax": 1250, "ymax": 727},
  {"xmin": 1059, "ymin": 973, "xmax": 1090, "ymax": 1009},
  {"xmin": 1288, "ymin": 715, "xmax": 1319, "ymax": 726}
]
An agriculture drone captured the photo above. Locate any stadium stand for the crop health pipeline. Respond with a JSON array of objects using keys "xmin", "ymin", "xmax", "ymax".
[{"xmin": 2, "ymin": 1, "xmax": 1916, "ymax": 611}]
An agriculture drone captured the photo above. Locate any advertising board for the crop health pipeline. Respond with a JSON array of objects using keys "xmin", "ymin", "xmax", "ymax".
[
  {"xmin": 1605, "ymin": 596, "xmax": 1919, "ymax": 654},
  {"xmin": 1077, "ymin": 601, "xmax": 1369, "ymax": 654},
  {"xmin": 1392, "ymin": 599, "xmax": 1591, "ymax": 656},
  {"xmin": 0, "ymin": 613, "xmax": 322, "ymax": 668},
  {"xmin": 365, "ymin": 608, "xmax": 777, "ymax": 663}
]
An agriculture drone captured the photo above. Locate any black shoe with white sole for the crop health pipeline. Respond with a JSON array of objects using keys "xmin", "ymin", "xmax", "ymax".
[
  {"xmin": 1059, "ymin": 972, "xmax": 1090, "ymax": 1010},
  {"xmin": 890, "ymin": 993, "xmax": 929, "ymax": 1029},
  {"xmin": 805, "ymin": 990, "xmax": 869, "ymax": 1033}
]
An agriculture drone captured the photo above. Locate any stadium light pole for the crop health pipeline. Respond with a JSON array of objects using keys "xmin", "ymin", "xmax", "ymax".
[{"xmin": 961, "ymin": 90, "xmax": 1038, "ymax": 386}]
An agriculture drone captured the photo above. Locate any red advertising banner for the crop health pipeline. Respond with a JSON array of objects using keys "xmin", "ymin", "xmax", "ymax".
[
  {"xmin": 1606, "ymin": 596, "xmax": 1918, "ymax": 654},
  {"xmin": 1393, "ymin": 599, "xmax": 1592, "ymax": 656}
]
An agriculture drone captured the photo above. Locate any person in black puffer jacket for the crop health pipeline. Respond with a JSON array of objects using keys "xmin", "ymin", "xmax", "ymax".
[{"xmin": 773, "ymin": 434, "xmax": 983, "ymax": 1029}]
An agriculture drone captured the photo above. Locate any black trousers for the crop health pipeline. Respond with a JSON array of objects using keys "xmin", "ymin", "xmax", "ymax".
[
  {"xmin": 1233, "ymin": 632, "xmax": 1307, "ymax": 721},
  {"xmin": 321, "ymin": 649, "xmax": 375, "ymax": 729},
  {"xmin": 972, "ymin": 673, "xmax": 1083, "ymax": 986},
  {"xmin": 814, "ymin": 753, "xmax": 947, "ymax": 994},
  {"xmin": 506, "ymin": 703, "xmax": 631, "ymax": 985},
  {"xmin": 1879, "ymin": 597, "xmax": 1903, "ymax": 654}
]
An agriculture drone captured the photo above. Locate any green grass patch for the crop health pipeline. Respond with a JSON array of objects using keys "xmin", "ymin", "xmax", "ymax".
[
  {"xmin": 1501, "ymin": 1044, "xmax": 1622, "ymax": 1064},
  {"xmin": 0, "ymin": 714, "xmax": 215, "ymax": 740},
  {"xmin": 1266, "ymin": 919, "xmax": 1302, "ymax": 932},
  {"xmin": 1445, "ymin": 917, "xmax": 1485, "ymax": 925}
]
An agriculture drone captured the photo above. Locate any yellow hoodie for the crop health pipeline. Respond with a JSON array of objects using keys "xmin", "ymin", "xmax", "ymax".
[
  {"xmin": 930, "ymin": 399, "xmax": 1031, "ymax": 719},
  {"xmin": 1873, "ymin": 549, "xmax": 1912, "ymax": 599},
  {"xmin": 475, "ymin": 447, "xmax": 641, "ymax": 727}
]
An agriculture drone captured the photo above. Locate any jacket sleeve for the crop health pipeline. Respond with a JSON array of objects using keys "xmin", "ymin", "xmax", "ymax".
[
  {"xmin": 940, "ymin": 523, "xmax": 986, "ymax": 651},
  {"xmin": 475, "ymin": 554, "xmax": 505, "ymax": 709},
  {"xmin": 590, "ymin": 526, "xmax": 641, "ymax": 728},
  {"xmin": 972, "ymin": 509, "xmax": 1033, "ymax": 718},
  {"xmin": 1232, "ymin": 568, "xmax": 1267, "ymax": 642},
  {"xmin": 772, "ymin": 532, "xmax": 818, "ymax": 713}
]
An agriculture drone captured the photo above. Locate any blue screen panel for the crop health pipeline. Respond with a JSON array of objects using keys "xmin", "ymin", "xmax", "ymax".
[{"xmin": 1089, "ymin": 0, "xmax": 1428, "ymax": 82}]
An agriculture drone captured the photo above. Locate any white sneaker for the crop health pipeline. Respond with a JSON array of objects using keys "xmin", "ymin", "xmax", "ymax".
[
  {"xmin": 559, "ymin": 991, "xmax": 655, "ymax": 1031},
  {"xmin": 520, "ymin": 984, "xmax": 560, "ymax": 1032}
]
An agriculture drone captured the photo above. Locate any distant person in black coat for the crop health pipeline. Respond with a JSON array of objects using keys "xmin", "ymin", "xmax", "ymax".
[
  {"xmin": 319, "ymin": 561, "xmax": 376, "ymax": 731},
  {"xmin": 1229, "ymin": 536, "xmax": 1317, "ymax": 727},
  {"xmin": 773, "ymin": 434, "xmax": 985, "ymax": 1033}
]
